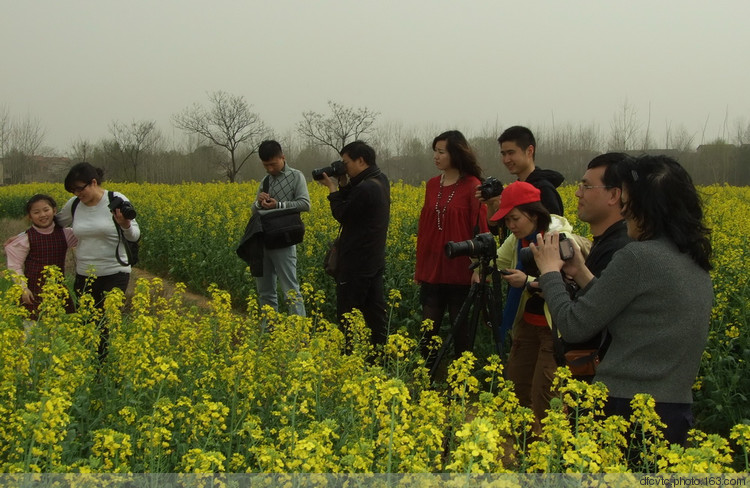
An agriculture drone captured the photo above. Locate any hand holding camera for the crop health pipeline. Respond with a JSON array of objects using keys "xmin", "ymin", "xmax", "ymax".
[
  {"xmin": 312, "ymin": 160, "xmax": 347, "ymax": 181},
  {"xmin": 527, "ymin": 232, "xmax": 575, "ymax": 276},
  {"xmin": 475, "ymin": 177, "xmax": 504, "ymax": 219},
  {"xmin": 478, "ymin": 176, "xmax": 504, "ymax": 201},
  {"xmin": 313, "ymin": 160, "xmax": 348, "ymax": 191},
  {"xmin": 109, "ymin": 195, "xmax": 136, "ymax": 228}
]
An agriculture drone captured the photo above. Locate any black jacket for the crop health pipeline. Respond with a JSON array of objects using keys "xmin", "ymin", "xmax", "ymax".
[
  {"xmin": 526, "ymin": 168, "xmax": 565, "ymax": 216},
  {"xmin": 236, "ymin": 213, "xmax": 264, "ymax": 276},
  {"xmin": 563, "ymin": 220, "xmax": 631, "ymax": 355},
  {"xmin": 328, "ymin": 166, "xmax": 390, "ymax": 282}
]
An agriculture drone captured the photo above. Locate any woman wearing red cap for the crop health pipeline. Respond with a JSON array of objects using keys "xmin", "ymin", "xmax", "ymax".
[
  {"xmin": 487, "ymin": 180, "xmax": 583, "ymax": 431},
  {"xmin": 415, "ymin": 130, "xmax": 488, "ymax": 367}
]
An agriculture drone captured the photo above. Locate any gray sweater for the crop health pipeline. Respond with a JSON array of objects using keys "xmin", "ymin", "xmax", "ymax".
[
  {"xmin": 253, "ymin": 164, "xmax": 311, "ymax": 214},
  {"xmin": 539, "ymin": 238, "xmax": 713, "ymax": 403}
]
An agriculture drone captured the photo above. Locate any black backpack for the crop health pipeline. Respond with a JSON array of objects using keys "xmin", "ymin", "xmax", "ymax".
[{"xmin": 71, "ymin": 191, "xmax": 140, "ymax": 267}]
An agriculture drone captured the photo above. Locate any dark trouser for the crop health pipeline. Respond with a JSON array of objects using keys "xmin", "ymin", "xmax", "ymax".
[
  {"xmin": 75, "ymin": 272, "xmax": 130, "ymax": 361},
  {"xmin": 419, "ymin": 282, "xmax": 471, "ymax": 362},
  {"xmin": 604, "ymin": 396, "xmax": 694, "ymax": 446},
  {"xmin": 506, "ymin": 318, "xmax": 558, "ymax": 433},
  {"xmin": 336, "ymin": 273, "xmax": 388, "ymax": 348}
]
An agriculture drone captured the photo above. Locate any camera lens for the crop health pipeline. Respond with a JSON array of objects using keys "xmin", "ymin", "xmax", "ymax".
[
  {"xmin": 120, "ymin": 203, "xmax": 137, "ymax": 220},
  {"xmin": 312, "ymin": 161, "xmax": 345, "ymax": 181},
  {"xmin": 445, "ymin": 240, "xmax": 474, "ymax": 259},
  {"xmin": 445, "ymin": 233, "xmax": 496, "ymax": 259}
]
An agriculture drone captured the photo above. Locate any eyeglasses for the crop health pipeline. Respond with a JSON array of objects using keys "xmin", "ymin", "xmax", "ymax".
[
  {"xmin": 577, "ymin": 183, "xmax": 612, "ymax": 192},
  {"xmin": 71, "ymin": 182, "xmax": 90, "ymax": 194}
]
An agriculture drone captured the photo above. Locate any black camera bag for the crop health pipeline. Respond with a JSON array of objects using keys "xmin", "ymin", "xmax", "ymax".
[
  {"xmin": 260, "ymin": 209, "xmax": 305, "ymax": 249},
  {"xmin": 259, "ymin": 176, "xmax": 305, "ymax": 249}
]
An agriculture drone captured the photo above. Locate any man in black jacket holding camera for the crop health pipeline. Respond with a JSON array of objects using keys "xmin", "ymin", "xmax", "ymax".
[{"xmin": 317, "ymin": 140, "xmax": 391, "ymax": 348}]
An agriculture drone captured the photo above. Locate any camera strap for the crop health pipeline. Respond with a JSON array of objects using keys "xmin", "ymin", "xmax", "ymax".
[
  {"xmin": 71, "ymin": 191, "xmax": 137, "ymax": 267},
  {"xmin": 262, "ymin": 175, "xmax": 270, "ymax": 194},
  {"xmin": 105, "ymin": 191, "xmax": 138, "ymax": 267},
  {"xmin": 113, "ymin": 219, "xmax": 137, "ymax": 267},
  {"xmin": 472, "ymin": 196, "xmax": 482, "ymax": 236}
]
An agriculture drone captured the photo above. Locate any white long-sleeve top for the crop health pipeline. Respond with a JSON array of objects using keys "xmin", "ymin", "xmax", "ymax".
[{"xmin": 57, "ymin": 191, "xmax": 140, "ymax": 277}]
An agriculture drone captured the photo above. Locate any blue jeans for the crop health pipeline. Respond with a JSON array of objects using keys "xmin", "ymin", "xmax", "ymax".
[{"xmin": 254, "ymin": 245, "xmax": 305, "ymax": 316}]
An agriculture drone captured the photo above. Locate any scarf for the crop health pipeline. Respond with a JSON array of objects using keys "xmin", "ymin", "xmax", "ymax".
[{"xmin": 498, "ymin": 231, "xmax": 537, "ymax": 345}]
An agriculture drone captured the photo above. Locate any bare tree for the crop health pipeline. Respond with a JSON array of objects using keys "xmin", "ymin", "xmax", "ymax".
[
  {"xmin": 108, "ymin": 120, "xmax": 160, "ymax": 182},
  {"xmin": 0, "ymin": 104, "xmax": 9, "ymax": 159},
  {"xmin": 172, "ymin": 91, "xmax": 267, "ymax": 182},
  {"xmin": 297, "ymin": 101, "xmax": 379, "ymax": 153},
  {"xmin": 607, "ymin": 99, "xmax": 641, "ymax": 151},
  {"xmin": 11, "ymin": 114, "xmax": 46, "ymax": 156},
  {"xmin": 732, "ymin": 118, "xmax": 750, "ymax": 146},
  {"xmin": 641, "ymin": 102, "xmax": 654, "ymax": 151},
  {"xmin": 69, "ymin": 137, "xmax": 94, "ymax": 162},
  {"xmin": 3, "ymin": 113, "xmax": 46, "ymax": 184},
  {"xmin": 665, "ymin": 123, "xmax": 696, "ymax": 152},
  {"xmin": 0, "ymin": 106, "xmax": 8, "ymax": 183}
]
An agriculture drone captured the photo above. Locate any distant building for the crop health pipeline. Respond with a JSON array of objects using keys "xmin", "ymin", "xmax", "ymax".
[
  {"xmin": 0, "ymin": 155, "xmax": 72, "ymax": 185},
  {"xmin": 29, "ymin": 155, "xmax": 72, "ymax": 182}
]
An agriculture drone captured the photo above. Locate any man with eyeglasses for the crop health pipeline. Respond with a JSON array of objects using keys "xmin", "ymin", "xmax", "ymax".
[
  {"xmin": 563, "ymin": 152, "xmax": 632, "ymax": 381},
  {"xmin": 576, "ymin": 153, "xmax": 632, "ymax": 277}
]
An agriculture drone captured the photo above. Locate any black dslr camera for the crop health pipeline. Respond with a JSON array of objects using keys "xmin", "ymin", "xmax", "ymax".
[
  {"xmin": 312, "ymin": 160, "xmax": 347, "ymax": 180},
  {"xmin": 445, "ymin": 232, "xmax": 497, "ymax": 259},
  {"xmin": 108, "ymin": 196, "xmax": 137, "ymax": 220},
  {"xmin": 518, "ymin": 232, "xmax": 574, "ymax": 276},
  {"xmin": 479, "ymin": 177, "xmax": 504, "ymax": 200}
]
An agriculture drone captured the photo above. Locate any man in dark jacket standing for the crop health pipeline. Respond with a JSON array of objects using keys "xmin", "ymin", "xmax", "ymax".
[
  {"xmin": 562, "ymin": 152, "xmax": 632, "ymax": 381},
  {"xmin": 498, "ymin": 125, "xmax": 564, "ymax": 215},
  {"xmin": 318, "ymin": 140, "xmax": 390, "ymax": 347},
  {"xmin": 480, "ymin": 126, "xmax": 565, "ymax": 222}
]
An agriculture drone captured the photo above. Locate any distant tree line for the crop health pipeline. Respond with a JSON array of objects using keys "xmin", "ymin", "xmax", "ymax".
[{"xmin": 1, "ymin": 96, "xmax": 749, "ymax": 187}]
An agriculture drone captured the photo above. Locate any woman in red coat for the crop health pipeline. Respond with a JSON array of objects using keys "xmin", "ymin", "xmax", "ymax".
[{"xmin": 415, "ymin": 130, "xmax": 488, "ymax": 364}]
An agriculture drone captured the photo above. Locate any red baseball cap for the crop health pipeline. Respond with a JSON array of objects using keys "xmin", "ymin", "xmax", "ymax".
[{"xmin": 490, "ymin": 181, "xmax": 541, "ymax": 221}]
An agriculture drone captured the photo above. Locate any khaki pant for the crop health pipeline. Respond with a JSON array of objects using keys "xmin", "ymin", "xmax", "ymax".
[{"xmin": 506, "ymin": 318, "xmax": 558, "ymax": 432}]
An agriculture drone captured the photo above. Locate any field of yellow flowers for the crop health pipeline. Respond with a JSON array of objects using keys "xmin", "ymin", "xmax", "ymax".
[{"xmin": 0, "ymin": 181, "xmax": 748, "ymax": 474}]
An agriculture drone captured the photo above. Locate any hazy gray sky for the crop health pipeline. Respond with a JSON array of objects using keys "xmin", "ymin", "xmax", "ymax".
[{"xmin": 2, "ymin": 0, "xmax": 749, "ymax": 153}]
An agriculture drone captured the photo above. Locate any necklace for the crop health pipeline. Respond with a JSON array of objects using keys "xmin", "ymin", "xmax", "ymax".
[{"xmin": 435, "ymin": 175, "xmax": 460, "ymax": 231}]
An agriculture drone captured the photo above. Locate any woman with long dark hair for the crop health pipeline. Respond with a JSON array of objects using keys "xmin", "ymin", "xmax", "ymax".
[
  {"xmin": 415, "ymin": 130, "xmax": 488, "ymax": 363},
  {"xmin": 532, "ymin": 155, "xmax": 713, "ymax": 445}
]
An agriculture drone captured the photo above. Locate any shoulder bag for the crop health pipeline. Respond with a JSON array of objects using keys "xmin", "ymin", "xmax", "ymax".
[
  {"xmin": 259, "ymin": 176, "xmax": 305, "ymax": 249},
  {"xmin": 323, "ymin": 226, "xmax": 342, "ymax": 277}
]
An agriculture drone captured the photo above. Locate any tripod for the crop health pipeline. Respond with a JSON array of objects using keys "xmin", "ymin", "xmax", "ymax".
[{"xmin": 428, "ymin": 253, "xmax": 505, "ymax": 380}]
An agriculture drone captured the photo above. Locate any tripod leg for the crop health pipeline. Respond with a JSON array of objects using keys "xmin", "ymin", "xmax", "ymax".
[
  {"xmin": 463, "ymin": 286, "xmax": 482, "ymax": 354},
  {"xmin": 429, "ymin": 283, "xmax": 478, "ymax": 381},
  {"xmin": 429, "ymin": 331, "xmax": 453, "ymax": 380}
]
